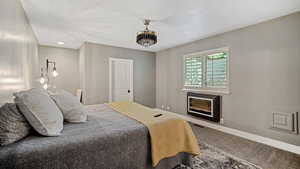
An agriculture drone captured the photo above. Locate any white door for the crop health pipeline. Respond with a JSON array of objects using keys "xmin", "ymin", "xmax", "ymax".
[{"xmin": 109, "ymin": 58, "xmax": 133, "ymax": 102}]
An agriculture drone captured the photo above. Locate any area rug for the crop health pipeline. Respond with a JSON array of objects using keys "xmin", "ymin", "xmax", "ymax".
[{"xmin": 175, "ymin": 143, "xmax": 262, "ymax": 169}]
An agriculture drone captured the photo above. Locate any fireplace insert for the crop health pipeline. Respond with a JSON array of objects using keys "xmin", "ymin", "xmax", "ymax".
[{"xmin": 187, "ymin": 92, "xmax": 221, "ymax": 122}]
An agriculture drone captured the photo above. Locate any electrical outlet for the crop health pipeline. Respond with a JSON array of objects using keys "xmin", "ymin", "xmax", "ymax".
[{"xmin": 220, "ymin": 118, "xmax": 224, "ymax": 124}]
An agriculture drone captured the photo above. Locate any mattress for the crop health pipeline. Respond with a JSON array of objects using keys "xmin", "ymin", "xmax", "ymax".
[{"xmin": 0, "ymin": 104, "xmax": 191, "ymax": 169}]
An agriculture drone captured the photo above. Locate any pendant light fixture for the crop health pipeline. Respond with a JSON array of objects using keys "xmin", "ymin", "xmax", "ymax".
[
  {"xmin": 136, "ymin": 20, "xmax": 157, "ymax": 47},
  {"xmin": 39, "ymin": 59, "xmax": 58, "ymax": 90}
]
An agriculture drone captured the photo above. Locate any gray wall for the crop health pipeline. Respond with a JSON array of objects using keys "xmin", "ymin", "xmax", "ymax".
[
  {"xmin": 0, "ymin": 0, "xmax": 39, "ymax": 103},
  {"xmin": 39, "ymin": 46, "xmax": 80, "ymax": 95},
  {"xmin": 156, "ymin": 12, "xmax": 300, "ymax": 146},
  {"xmin": 79, "ymin": 42, "xmax": 156, "ymax": 107}
]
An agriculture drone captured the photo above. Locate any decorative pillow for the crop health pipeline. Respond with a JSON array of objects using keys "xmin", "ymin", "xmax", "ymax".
[
  {"xmin": 14, "ymin": 88, "xmax": 63, "ymax": 136},
  {"xmin": 50, "ymin": 90, "xmax": 87, "ymax": 123},
  {"xmin": 0, "ymin": 103, "xmax": 31, "ymax": 146}
]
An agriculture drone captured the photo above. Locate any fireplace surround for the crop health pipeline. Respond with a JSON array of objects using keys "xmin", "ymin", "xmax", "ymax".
[{"xmin": 187, "ymin": 92, "xmax": 221, "ymax": 122}]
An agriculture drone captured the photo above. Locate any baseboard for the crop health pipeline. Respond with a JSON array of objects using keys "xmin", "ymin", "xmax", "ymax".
[{"xmin": 154, "ymin": 108, "xmax": 300, "ymax": 155}]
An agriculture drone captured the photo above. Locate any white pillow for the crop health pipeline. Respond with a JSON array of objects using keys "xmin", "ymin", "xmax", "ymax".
[
  {"xmin": 14, "ymin": 88, "xmax": 63, "ymax": 136},
  {"xmin": 50, "ymin": 90, "xmax": 87, "ymax": 123}
]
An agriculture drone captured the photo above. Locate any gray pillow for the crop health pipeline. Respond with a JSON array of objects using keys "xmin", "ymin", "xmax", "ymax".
[
  {"xmin": 51, "ymin": 90, "xmax": 87, "ymax": 123},
  {"xmin": 0, "ymin": 103, "xmax": 31, "ymax": 146},
  {"xmin": 14, "ymin": 88, "xmax": 64, "ymax": 136}
]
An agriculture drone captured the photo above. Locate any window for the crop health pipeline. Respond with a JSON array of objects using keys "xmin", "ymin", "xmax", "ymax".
[{"xmin": 183, "ymin": 48, "xmax": 229, "ymax": 93}]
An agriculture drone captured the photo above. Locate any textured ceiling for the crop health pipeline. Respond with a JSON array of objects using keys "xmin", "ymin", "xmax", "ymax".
[{"xmin": 21, "ymin": 0, "xmax": 300, "ymax": 52}]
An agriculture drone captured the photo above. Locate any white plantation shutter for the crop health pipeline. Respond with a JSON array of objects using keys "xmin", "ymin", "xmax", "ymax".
[
  {"xmin": 206, "ymin": 52, "xmax": 227, "ymax": 88},
  {"xmin": 184, "ymin": 49, "xmax": 229, "ymax": 92},
  {"xmin": 184, "ymin": 56, "xmax": 202, "ymax": 87}
]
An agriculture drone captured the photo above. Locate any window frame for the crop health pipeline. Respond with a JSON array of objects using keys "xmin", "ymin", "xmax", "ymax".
[{"xmin": 182, "ymin": 47, "xmax": 230, "ymax": 95}]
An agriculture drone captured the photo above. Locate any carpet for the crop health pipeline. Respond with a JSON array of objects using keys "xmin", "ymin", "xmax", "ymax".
[{"xmin": 175, "ymin": 143, "xmax": 262, "ymax": 169}]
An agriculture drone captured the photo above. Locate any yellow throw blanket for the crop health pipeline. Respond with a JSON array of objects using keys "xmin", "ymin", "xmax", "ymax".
[{"xmin": 106, "ymin": 102, "xmax": 200, "ymax": 166}]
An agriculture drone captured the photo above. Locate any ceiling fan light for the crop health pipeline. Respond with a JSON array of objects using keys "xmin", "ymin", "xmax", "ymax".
[
  {"xmin": 136, "ymin": 20, "xmax": 157, "ymax": 47},
  {"xmin": 52, "ymin": 66, "xmax": 58, "ymax": 77},
  {"xmin": 52, "ymin": 70, "xmax": 58, "ymax": 77},
  {"xmin": 43, "ymin": 83, "xmax": 48, "ymax": 90},
  {"xmin": 40, "ymin": 77, "xmax": 45, "ymax": 84}
]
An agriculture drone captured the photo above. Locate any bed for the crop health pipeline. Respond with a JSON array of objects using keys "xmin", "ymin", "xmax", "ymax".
[{"xmin": 0, "ymin": 104, "xmax": 192, "ymax": 169}]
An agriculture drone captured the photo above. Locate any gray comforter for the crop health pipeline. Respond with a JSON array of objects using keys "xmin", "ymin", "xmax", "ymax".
[{"xmin": 0, "ymin": 104, "xmax": 191, "ymax": 169}]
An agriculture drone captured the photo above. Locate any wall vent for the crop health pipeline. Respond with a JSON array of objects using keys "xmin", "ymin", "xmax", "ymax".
[{"xmin": 272, "ymin": 112, "xmax": 298, "ymax": 134}]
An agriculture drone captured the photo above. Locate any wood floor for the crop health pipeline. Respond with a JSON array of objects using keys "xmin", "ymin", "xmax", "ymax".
[{"xmin": 190, "ymin": 123, "xmax": 300, "ymax": 169}]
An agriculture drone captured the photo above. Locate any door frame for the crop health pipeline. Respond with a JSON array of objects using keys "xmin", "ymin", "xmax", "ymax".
[{"xmin": 109, "ymin": 57, "xmax": 134, "ymax": 103}]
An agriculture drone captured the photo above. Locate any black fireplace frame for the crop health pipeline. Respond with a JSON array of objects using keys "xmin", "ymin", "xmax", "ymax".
[{"xmin": 187, "ymin": 92, "xmax": 221, "ymax": 122}]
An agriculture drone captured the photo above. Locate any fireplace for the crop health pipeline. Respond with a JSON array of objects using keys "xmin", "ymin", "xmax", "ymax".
[{"xmin": 187, "ymin": 92, "xmax": 221, "ymax": 122}]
